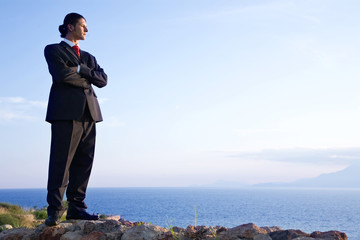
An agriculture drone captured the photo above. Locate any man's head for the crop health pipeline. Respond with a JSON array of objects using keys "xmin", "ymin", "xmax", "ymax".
[{"xmin": 59, "ymin": 13, "xmax": 88, "ymax": 42}]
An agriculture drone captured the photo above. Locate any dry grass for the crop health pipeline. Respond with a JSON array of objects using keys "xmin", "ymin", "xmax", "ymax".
[
  {"xmin": 0, "ymin": 207, "xmax": 9, "ymax": 214},
  {"xmin": 20, "ymin": 214, "xmax": 36, "ymax": 228}
]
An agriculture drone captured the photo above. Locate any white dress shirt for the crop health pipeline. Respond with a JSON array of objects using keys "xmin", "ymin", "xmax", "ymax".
[{"xmin": 63, "ymin": 38, "xmax": 81, "ymax": 72}]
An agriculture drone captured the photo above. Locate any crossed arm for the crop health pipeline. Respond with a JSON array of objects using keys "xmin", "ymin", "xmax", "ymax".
[
  {"xmin": 44, "ymin": 45, "xmax": 107, "ymax": 89},
  {"xmin": 79, "ymin": 55, "xmax": 107, "ymax": 88}
]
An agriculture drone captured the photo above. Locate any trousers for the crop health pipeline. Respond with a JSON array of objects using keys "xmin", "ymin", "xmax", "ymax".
[{"xmin": 47, "ymin": 106, "xmax": 96, "ymax": 216}]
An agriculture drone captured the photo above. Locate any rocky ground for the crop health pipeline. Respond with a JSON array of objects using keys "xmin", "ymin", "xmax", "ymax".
[{"xmin": 0, "ymin": 217, "xmax": 347, "ymax": 240}]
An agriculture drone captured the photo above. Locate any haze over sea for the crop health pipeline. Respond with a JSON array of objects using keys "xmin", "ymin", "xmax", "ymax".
[{"xmin": 0, "ymin": 187, "xmax": 359, "ymax": 239}]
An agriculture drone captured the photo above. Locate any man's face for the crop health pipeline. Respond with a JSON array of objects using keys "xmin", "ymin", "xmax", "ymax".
[{"xmin": 68, "ymin": 18, "xmax": 88, "ymax": 41}]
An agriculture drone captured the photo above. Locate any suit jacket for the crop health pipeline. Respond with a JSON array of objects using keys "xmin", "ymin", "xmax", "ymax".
[{"xmin": 44, "ymin": 41, "xmax": 107, "ymax": 123}]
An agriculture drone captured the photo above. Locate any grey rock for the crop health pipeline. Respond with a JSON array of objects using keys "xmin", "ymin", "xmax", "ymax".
[
  {"xmin": 0, "ymin": 227, "xmax": 33, "ymax": 240},
  {"xmin": 269, "ymin": 229, "xmax": 310, "ymax": 240},
  {"xmin": 60, "ymin": 231, "xmax": 83, "ymax": 240},
  {"xmin": 1, "ymin": 224, "xmax": 13, "ymax": 230},
  {"xmin": 253, "ymin": 233, "xmax": 272, "ymax": 240},
  {"xmin": 121, "ymin": 223, "xmax": 172, "ymax": 240}
]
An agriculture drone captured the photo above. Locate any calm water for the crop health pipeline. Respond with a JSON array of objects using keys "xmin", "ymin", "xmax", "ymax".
[{"xmin": 0, "ymin": 188, "xmax": 359, "ymax": 239}]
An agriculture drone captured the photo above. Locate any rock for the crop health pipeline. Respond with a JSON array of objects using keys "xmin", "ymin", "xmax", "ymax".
[
  {"xmin": 121, "ymin": 223, "xmax": 172, "ymax": 240},
  {"xmin": 38, "ymin": 224, "xmax": 69, "ymax": 240},
  {"xmin": 1, "ymin": 224, "xmax": 13, "ymax": 230},
  {"xmin": 214, "ymin": 226, "xmax": 228, "ymax": 234},
  {"xmin": 184, "ymin": 225, "xmax": 212, "ymax": 239},
  {"xmin": 104, "ymin": 215, "xmax": 120, "ymax": 221},
  {"xmin": 269, "ymin": 229, "xmax": 310, "ymax": 240},
  {"xmin": 218, "ymin": 223, "xmax": 267, "ymax": 240},
  {"xmin": 0, "ymin": 227, "xmax": 33, "ymax": 240},
  {"xmin": 260, "ymin": 226, "xmax": 282, "ymax": 234},
  {"xmin": 311, "ymin": 231, "xmax": 348, "ymax": 240},
  {"xmin": 60, "ymin": 231, "xmax": 83, "ymax": 240},
  {"xmin": 83, "ymin": 221, "xmax": 97, "ymax": 234},
  {"xmin": 292, "ymin": 238, "xmax": 321, "ymax": 240},
  {"xmin": 80, "ymin": 231, "xmax": 104, "ymax": 240},
  {"xmin": 119, "ymin": 218, "xmax": 136, "ymax": 227},
  {"xmin": 0, "ymin": 218, "xmax": 349, "ymax": 240},
  {"xmin": 253, "ymin": 233, "xmax": 272, "ymax": 240},
  {"xmin": 29, "ymin": 220, "xmax": 125, "ymax": 240}
]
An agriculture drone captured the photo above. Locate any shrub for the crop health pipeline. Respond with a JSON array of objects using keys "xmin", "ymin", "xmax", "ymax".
[
  {"xmin": 0, "ymin": 214, "xmax": 21, "ymax": 228},
  {"xmin": 33, "ymin": 210, "xmax": 47, "ymax": 220},
  {"xmin": 0, "ymin": 203, "xmax": 24, "ymax": 215}
]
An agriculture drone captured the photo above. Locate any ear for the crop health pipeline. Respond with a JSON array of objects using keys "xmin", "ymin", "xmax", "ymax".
[{"xmin": 67, "ymin": 23, "xmax": 75, "ymax": 32}]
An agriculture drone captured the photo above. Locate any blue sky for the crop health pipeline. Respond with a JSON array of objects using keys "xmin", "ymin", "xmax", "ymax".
[{"xmin": 1, "ymin": 0, "xmax": 360, "ymax": 188}]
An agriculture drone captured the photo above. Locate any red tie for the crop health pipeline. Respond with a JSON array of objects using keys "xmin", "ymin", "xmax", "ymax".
[{"xmin": 72, "ymin": 45, "xmax": 80, "ymax": 58}]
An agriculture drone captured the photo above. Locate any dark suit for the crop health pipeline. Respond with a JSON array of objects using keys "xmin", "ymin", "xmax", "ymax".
[{"xmin": 44, "ymin": 41, "xmax": 107, "ymax": 216}]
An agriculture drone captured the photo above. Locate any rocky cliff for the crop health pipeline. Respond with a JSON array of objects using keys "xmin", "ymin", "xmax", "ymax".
[{"xmin": 0, "ymin": 218, "xmax": 347, "ymax": 240}]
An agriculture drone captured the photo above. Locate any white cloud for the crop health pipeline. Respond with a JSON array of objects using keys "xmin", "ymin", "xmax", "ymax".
[
  {"xmin": 234, "ymin": 128, "xmax": 283, "ymax": 137},
  {"xmin": 0, "ymin": 97, "xmax": 47, "ymax": 122},
  {"xmin": 97, "ymin": 98, "xmax": 109, "ymax": 104},
  {"xmin": 227, "ymin": 147, "xmax": 360, "ymax": 165},
  {"xmin": 0, "ymin": 110, "xmax": 34, "ymax": 121},
  {"xmin": 0, "ymin": 97, "xmax": 47, "ymax": 108},
  {"xmin": 0, "ymin": 97, "xmax": 26, "ymax": 103}
]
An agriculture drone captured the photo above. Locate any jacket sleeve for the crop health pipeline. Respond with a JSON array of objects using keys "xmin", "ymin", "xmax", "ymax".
[
  {"xmin": 79, "ymin": 54, "xmax": 107, "ymax": 88},
  {"xmin": 44, "ymin": 45, "xmax": 91, "ymax": 89}
]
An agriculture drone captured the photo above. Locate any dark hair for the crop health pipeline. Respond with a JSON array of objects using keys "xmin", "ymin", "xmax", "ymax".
[{"xmin": 58, "ymin": 13, "xmax": 85, "ymax": 38}]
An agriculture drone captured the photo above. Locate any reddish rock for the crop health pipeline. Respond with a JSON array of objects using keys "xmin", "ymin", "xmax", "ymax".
[
  {"xmin": 269, "ymin": 229, "xmax": 310, "ymax": 240},
  {"xmin": 80, "ymin": 231, "xmax": 104, "ymax": 240},
  {"xmin": 119, "ymin": 218, "xmax": 136, "ymax": 227},
  {"xmin": 185, "ymin": 225, "xmax": 210, "ymax": 239},
  {"xmin": 38, "ymin": 225, "xmax": 68, "ymax": 240},
  {"xmin": 219, "ymin": 223, "xmax": 267, "ymax": 239},
  {"xmin": 214, "ymin": 226, "xmax": 228, "ymax": 233},
  {"xmin": 311, "ymin": 231, "xmax": 348, "ymax": 240}
]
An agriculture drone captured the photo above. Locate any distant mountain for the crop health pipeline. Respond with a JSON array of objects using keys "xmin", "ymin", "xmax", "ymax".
[
  {"xmin": 189, "ymin": 180, "xmax": 250, "ymax": 188},
  {"xmin": 254, "ymin": 164, "xmax": 360, "ymax": 188}
]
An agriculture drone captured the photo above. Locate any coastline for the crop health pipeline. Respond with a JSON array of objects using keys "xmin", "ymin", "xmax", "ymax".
[{"xmin": 0, "ymin": 218, "xmax": 348, "ymax": 240}]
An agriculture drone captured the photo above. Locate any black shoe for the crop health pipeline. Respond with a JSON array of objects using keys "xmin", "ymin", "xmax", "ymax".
[
  {"xmin": 45, "ymin": 215, "xmax": 60, "ymax": 226},
  {"xmin": 66, "ymin": 210, "xmax": 99, "ymax": 220},
  {"xmin": 45, "ymin": 209, "xmax": 65, "ymax": 226}
]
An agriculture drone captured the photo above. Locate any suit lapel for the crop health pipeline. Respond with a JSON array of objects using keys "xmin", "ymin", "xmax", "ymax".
[{"xmin": 60, "ymin": 41, "xmax": 81, "ymax": 63}]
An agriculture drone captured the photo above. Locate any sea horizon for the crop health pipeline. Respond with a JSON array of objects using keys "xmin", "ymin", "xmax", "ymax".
[{"xmin": 1, "ymin": 187, "xmax": 359, "ymax": 239}]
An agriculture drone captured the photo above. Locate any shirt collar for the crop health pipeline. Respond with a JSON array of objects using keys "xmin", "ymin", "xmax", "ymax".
[{"xmin": 63, "ymin": 38, "xmax": 79, "ymax": 48}]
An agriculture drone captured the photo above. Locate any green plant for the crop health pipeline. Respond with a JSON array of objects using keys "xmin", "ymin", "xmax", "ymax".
[
  {"xmin": 33, "ymin": 209, "xmax": 47, "ymax": 219},
  {"xmin": 62, "ymin": 200, "xmax": 69, "ymax": 209},
  {"xmin": 194, "ymin": 205, "xmax": 197, "ymax": 227},
  {"xmin": 0, "ymin": 214, "xmax": 21, "ymax": 228},
  {"xmin": 209, "ymin": 227, "xmax": 218, "ymax": 239},
  {"xmin": 99, "ymin": 214, "xmax": 107, "ymax": 219},
  {"xmin": 0, "ymin": 203, "xmax": 24, "ymax": 215},
  {"xmin": 60, "ymin": 212, "xmax": 67, "ymax": 221},
  {"xmin": 166, "ymin": 217, "xmax": 182, "ymax": 240}
]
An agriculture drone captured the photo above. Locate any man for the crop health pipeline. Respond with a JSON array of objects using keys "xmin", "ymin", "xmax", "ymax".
[{"xmin": 44, "ymin": 13, "xmax": 107, "ymax": 226}]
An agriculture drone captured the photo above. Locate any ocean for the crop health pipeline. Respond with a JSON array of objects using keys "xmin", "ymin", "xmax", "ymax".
[{"xmin": 0, "ymin": 188, "xmax": 359, "ymax": 239}]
